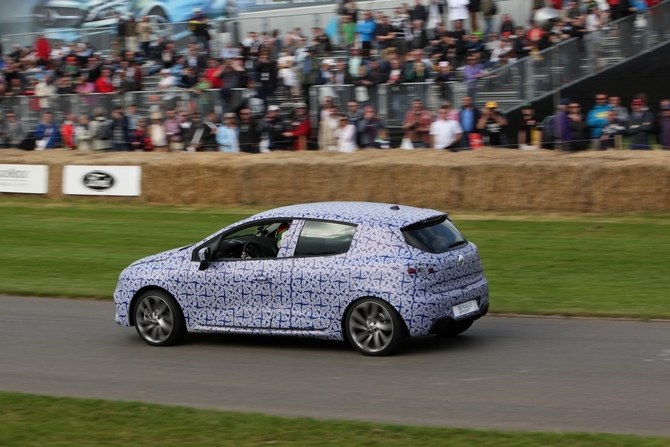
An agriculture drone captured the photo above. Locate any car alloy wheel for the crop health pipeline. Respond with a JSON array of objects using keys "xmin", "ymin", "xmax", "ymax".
[
  {"xmin": 345, "ymin": 298, "xmax": 405, "ymax": 356},
  {"xmin": 134, "ymin": 290, "xmax": 185, "ymax": 346}
]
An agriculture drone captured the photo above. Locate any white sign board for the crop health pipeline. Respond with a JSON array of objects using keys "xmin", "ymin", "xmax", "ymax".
[
  {"xmin": 63, "ymin": 166, "xmax": 141, "ymax": 197},
  {"xmin": 0, "ymin": 164, "xmax": 49, "ymax": 194}
]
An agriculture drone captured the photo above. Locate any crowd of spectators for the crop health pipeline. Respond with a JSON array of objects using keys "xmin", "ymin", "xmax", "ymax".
[
  {"xmin": 0, "ymin": 0, "xmax": 666, "ymax": 151},
  {"xmin": 547, "ymin": 93, "xmax": 670, "ymax": 150}
]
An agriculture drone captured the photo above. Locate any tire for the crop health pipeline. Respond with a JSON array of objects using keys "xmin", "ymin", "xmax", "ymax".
[
  {"xmin": 344, "ymin": 298, "xmax": 406, "ymax": 356},
  {"xmin": 438, "ymin": 317, "xmax": 474, "ymax": 338},
  {"xmin": 134, "ymin": 290, "xmax": 186, "ymax": 346}
]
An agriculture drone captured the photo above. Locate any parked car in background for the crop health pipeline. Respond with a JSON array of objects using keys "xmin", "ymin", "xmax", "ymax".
[
  {"xmin": 32, "ymin": 0, "xmax": 226, "ymax": 32},
  {"xmin": 114, "ymin": 202, "xmax": 489, "ymax": 356}
]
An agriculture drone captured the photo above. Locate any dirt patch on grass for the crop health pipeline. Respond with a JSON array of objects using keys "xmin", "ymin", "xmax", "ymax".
[{"xmin": 3, "ymin": 148, "xmax": 670, "ymax": 213}]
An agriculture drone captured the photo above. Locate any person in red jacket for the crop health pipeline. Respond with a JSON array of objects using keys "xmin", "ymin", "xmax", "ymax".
[
  {"xmin": 95, "ymin": 68, "xmax": 115, "ymax": 93},
  {"xmin": 282, "ymin": 103, "xmax": 311, "ymax": 150},
  {"xmin": 205, "ymin": 58, "xmax": 224, "ymax": 89},
  {"xmin": 60, "ymin": 114, "xmax": 77, "ymax": 149},
  {"xmin": 35, "ymin": 35, "xmax": 51, "ymax": 66}
]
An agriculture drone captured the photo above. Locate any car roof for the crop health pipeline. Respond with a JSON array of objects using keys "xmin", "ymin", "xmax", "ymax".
[{"xmin": 249, "ymin": 202, "xmax": 445, "ymax": 228}]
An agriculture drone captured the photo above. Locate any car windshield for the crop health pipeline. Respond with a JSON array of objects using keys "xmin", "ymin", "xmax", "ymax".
[{"xmin": 401, "ymin": 215, "xmax": 466, "ymax": 254}]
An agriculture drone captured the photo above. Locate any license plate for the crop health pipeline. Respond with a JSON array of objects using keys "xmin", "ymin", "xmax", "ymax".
[{"xmin": 453, "ymin": 300, "xmax": 479, "ymax": 318}]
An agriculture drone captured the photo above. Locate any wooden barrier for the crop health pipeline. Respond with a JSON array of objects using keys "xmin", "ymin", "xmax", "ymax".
[{"xmin": 2, "ymin": 148, "xmax": 670, "ymax": 213}]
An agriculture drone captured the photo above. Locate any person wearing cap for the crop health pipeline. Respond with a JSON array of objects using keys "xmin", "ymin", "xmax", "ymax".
[
  {"xmin": 627, "ymin": 98, "xmax": 655, "ymax": 150},
  {"xmin": 586, "ymin": 93, "xmax": 613, "ymax": 150},
  {"xmin": 283, "ymin": 104, "xmax": 311, "ymax": 151},
  {"xmin": 658, "ymin": 101, "xmax": 670, "ymax": 150},
  {"xmin": 518, "ymin": 103, "xmax": 539, "ymax": 149},
  {"xmin": 477, "ymin": 101, "xmax": 508, "ymax": 147}
]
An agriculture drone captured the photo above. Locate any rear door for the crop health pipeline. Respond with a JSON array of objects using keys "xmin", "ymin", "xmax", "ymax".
[{"xmin": 271, "ymin": 220, "xmax": 358, "ymax": 330}]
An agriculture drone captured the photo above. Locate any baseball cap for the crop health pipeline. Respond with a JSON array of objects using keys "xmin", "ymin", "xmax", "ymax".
[
  {"xmin": 522, "ymin": 102, "xmax": 533, "ymax": 109},
  {"xmin": 631, "ymin": 99, "xmax": 644, "ymax": 105},
  {"xmin": 485, "ymin": 101, "xmax": 498, "ymax": 109},
  {"xmin": 560, "ymin": 98, "xmax": 571, "ymax": 106},
  {"xmin": 268, "ymin": 105, "xmax": 280, "ymax": 112}
]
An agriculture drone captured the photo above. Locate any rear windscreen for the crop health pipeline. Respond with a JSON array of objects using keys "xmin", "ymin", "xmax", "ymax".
[{"xmin": 401, "ymin": 215, "xmax": 466, "ymax": 254}]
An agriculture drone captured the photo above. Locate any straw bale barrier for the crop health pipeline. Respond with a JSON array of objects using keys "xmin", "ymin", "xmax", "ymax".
[{"xmin": 2, "ymin": 148, "xmax": 670, "ymax": 213}]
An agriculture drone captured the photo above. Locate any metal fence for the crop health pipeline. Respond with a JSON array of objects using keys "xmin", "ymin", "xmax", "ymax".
[
  {"xmin": 310, "ymin": 82, "xmax": 451, "ymax": 128},
  {"xmin": 0, "ymin": 89, "xmax": 252, "ymax": 132},
  {"xmin": 467, "ymin": 0, "xmax": 670, "ymax": 112}
]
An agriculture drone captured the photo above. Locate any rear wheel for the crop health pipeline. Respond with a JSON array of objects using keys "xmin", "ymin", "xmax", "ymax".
[
  {"xmin": 438, "ymin": 317, "xmax": 474, "ymax": 337},
  {"xmin": 344, "ymin": 298, "xmax": 406, "ymax": 356},
  {"xmin": 134, "ymin": 290, "xmax": 186, "ymax": 346}
]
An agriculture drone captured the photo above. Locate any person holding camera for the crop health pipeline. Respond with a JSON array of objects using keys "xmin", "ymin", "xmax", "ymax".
[
  {"xmin": 403, "ymin": 99, "xmax": 433, "ymax": 148},
  {"xmin": 476, "ymin": 101, "xmax": 508, "ymax": 147}
]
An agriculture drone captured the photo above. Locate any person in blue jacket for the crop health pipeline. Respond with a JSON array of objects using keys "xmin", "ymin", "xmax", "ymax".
[
  {"xmin": 355, "ymin": 10, "xmax": 377, "ymax": 58},
  {"xmin": 586, "ymin": 93, "xmax": 613, "ymax": 150},
  {"xmin": 34, "ymin": 112, "xmax": 61, "ymax": 150}
]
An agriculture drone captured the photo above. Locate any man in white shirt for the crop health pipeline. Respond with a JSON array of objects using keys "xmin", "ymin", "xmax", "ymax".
[{"xmin": 430, "ymin": 106, "xmax": 463, "ymax": 150}]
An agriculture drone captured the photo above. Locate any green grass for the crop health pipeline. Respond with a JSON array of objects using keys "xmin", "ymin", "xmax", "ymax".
[
  {"xmin": 0, "ymin": 197, "xmax": 669, "ymax": 318},
  {"xmin": 1, "ymin": 391, "xmax": 668, "ymax": 447}
]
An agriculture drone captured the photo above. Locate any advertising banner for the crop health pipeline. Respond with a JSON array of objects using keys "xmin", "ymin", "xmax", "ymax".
[
  {"xmin": 0, "ymin": 164, "xmax": 49, "ymax": 194},
  {"xmin": 0, "ymin": 0, "xmax": 334, "ymax": 35},
  {"xmin": 63, "ymin": 165, "xmax": 141, "ymax": 196}
]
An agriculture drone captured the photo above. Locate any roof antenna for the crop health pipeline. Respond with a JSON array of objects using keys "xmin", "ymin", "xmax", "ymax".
[{"xmin": 390, "ymin": 205, "xmax": 400, "ymax": 211}]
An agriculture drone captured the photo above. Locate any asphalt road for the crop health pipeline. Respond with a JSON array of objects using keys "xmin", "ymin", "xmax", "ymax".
[{"xmin": 1, "ymin": 295, "xmax": 669, "ymax": 437}]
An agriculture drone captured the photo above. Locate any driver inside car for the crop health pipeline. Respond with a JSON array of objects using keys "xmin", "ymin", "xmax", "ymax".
[
  {"xmin": 237, "ymin": 221, "xmax": 291, "ymax": 259},
  {"xmin": 276, "ymin": 222, "xmax": 290, "ymax": 249}
]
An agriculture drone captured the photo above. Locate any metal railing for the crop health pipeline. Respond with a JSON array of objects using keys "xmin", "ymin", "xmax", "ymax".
[
  {"xmin": 310, "ymin": 82, "xmax": 449, "ymax": 128},
  {"xmin": 468, "ymin": 0, "xmax": 670, "ymax": 112},
  {"xmin": 0, "ymin": 88, "xmax": 251, "ymax": 132}
]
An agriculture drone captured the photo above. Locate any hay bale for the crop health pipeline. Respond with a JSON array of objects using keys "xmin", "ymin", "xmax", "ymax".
[{"xmin": 3, "ymin": 149, "xmax": 670, "ymax": 213}]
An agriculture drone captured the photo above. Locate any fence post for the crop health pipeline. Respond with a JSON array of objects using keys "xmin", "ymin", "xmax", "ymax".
[{"xmin": 377, "ymin": 84, "xmax": 388, "ymax": 124}]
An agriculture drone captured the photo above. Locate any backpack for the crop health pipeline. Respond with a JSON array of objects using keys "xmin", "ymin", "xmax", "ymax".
[{"xmin": 95, "ymin": 120, "xmax": 110, "ymax": 140}]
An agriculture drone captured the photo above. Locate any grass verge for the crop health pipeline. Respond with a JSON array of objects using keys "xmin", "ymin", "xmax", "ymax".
[
  {"xmin": 1, "ymin": 391, "xmax": 668, "ymax": 447},
  {"xmin": 1, "ymin": 197, "xmax": 669, "ymax": 318}
]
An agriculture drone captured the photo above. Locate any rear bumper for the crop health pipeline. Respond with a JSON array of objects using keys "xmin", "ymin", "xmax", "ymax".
[{"xmin": 429, "ymin": 301, "xmax": 489, "ymax": 335}]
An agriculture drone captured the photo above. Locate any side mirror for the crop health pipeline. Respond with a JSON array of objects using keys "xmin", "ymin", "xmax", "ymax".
[{"xmin": 198, "ymin": 247, "xmax": 211, "ymax": 271}]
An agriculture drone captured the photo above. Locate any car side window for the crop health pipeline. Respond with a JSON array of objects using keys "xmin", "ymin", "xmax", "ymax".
[
  {"xmin": 293, "ymin": 221, "xmax": 357, "ymax": 257},
  {"xmin": 211, "ymin": 220, "xmax": 293, "ymax": 260}
]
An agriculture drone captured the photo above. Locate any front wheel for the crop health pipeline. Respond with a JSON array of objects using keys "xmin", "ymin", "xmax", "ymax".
[
  {"xmin": 134, "ymin": 290, "xmax": 186, "ymax": 346},
  {"xmin": 344, "ymin": 298, "xmax": 406, "ymax": 356}
]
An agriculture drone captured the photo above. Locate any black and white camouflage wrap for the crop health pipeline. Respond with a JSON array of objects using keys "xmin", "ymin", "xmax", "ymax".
[{"xmin": 114, "ymin": 202, "xmax": 489, "ymax": 339}]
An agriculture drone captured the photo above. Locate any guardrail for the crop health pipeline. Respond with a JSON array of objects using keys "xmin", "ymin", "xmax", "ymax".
[
  {"xmin": 0, "ymin": 88, "xmax": 249, "ymax": 131},
  {"xmin": 469, "ymin": 0, "xmax": 670, "ymax": 111}
]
